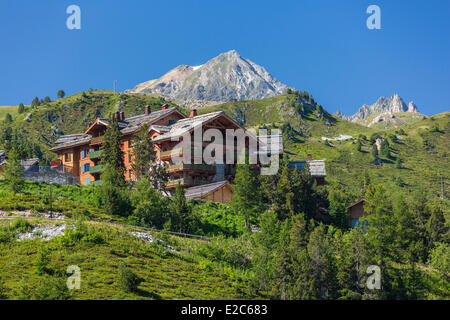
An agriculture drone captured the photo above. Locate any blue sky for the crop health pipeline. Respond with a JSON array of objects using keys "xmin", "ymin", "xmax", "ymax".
[{"xmin": 0, "ymin": 0, "xmax": 449, "ymax": 115}]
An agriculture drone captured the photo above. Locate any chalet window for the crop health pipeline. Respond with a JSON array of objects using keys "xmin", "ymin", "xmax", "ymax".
[
  {"xmin": 129, "ymin": 152, "xmax": 132, "ymax": 163},
  {"xmin": 81, "ymin": 150, "xmax": 86, "ymax": 159},
  {"xmin": 129, "ymin": 170, "xmax": 133, "ymax": 180},
  {"xmin": 84, "ymin": 177, "xmax": 91, "ymax": 185},
  {"xmin": 65, "ymin": 153, "xmax": 72, "ymax": 162},
  {"xmin": 81, "ymin": 163, "xmax": 90, "ymax": 173}
]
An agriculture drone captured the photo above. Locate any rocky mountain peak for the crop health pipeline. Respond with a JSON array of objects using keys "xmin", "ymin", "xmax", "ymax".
[
  {"xmin": 335, "ymin": 94, "xmax": 420, "ymax": 122},
  {"xmin": 126, "ymin": 50, "xmax": 288, "ymax": 103}
]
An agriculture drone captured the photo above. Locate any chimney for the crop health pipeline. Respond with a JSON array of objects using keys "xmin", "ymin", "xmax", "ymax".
[
  {"xmin": 145, "ymin": 105, "xmax": 151, "ymax": 115},
  {"xmin": 120, "ymin": 112, "xmax": 125, "ymax": 121},
  {"xmin": 307, "ymin": 154, "xmax": 312, "ymax": 161},
  {"xmin": 189, "ymin": 109, "xmax": 197, "ymax": 118},
  {"xmin": 162, "ymin": 104, "xmax": 169, "ymax": 110}
]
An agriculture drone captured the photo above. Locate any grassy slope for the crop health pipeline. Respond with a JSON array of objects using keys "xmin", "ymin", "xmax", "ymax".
[
  {"xmin": 0, "ymin": 105, "xmax": 19, "ymax": 120},
  {"xmin": 0, "ymin": 219, "xmax": 255, "ymax": 300}
]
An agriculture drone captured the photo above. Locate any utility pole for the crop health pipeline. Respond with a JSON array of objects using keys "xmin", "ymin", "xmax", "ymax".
[
  {"xmin": 440, "ymin": 175, "xmax": 444, "ymax": 200},
  {"xmin": 113, "ymin": 80, "xmax": 117, "ymax": 96}
]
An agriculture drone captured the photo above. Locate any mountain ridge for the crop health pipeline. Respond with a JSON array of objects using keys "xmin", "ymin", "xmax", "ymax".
[{"xmin": 126, "ymin": 50, "xmax": 289, "ymax": 104}]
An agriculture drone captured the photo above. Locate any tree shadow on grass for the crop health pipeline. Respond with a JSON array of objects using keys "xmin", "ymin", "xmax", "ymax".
[{"xmin": 136, "ymin": 288, "xmax": 162, "ymax": 300}]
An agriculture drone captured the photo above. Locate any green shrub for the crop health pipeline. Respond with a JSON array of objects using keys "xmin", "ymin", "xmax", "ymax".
[
  {"xmin": 119, "ymin": 264, "xmax": 143, "ymax": 293},
  {"xmin": 33, "ymin": 276, "xmax": 71, "ymax": 300},
  {"xmin": 34, "ymin": 247, "xmax": 51, "ymax": 275},
  {"xmin": 0, "ymin": 228, "xmax": 14, "ymax": 243},
  {"xmin": 11, "ymin": 218, "xmax": 32, "ymax": 233}
]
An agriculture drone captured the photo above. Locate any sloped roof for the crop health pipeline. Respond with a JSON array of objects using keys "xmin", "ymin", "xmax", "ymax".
[
  {"xmin": 153, "ymin": 111, "xmax": 225, "ymax": 142},
  {"xmin": 51, "ymin": 134, "xmax": 92, "ymax": 151},
  {"xmin": 149, "ymin": 125, "xmax": 171, "ymax": 133},
  {"xmin": 21, "ymin": 158, "xmax": 39, "ymax": 167},
  {"xmin": 120, "ymin": 108, "xmax": 180, "ymax": 134},
  {"xmin": 348, "ymin": 197, "xmax": 366, "ymax": 209},
  {"xmin": 185, "ymin": 180, "xmax": 231, "ymax": 199},
  {"xmin": 51, "ymin": 107, "xmax": 181, "ymax": 152},
  {"xmin": 288, "ymin": 160, "xmax": 326, "ymax": 177}
]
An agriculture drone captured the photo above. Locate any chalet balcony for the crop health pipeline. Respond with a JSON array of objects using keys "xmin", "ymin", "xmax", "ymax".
[
  {"xmin": 166, "ymin": 163, "xmax": 216, "ymax": 174},
  {"xmin": 89, "ymin": 164, "xmax": 106, "ymax": 174},
  {"xmin": 160, "ymin": 147, "xmax": 203, "ymax": 160},
  {"xmin": 90, "ymin": 136, "xmax": 104, "ymax": 145},
  {"xmin": 166, "ymin": 177, "xmax": 209, "ymax": 188},
  {"xmin": 89, "ymin": 150, "xmax": 103, "ymax": 159},
  {"xmin": 91, "ymin": 180, "xmax": 103, "ymax": 186}
]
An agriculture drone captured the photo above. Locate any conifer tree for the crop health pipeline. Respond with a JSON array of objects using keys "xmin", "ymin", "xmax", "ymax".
[
  {"xmin": 4, "ymin": 147, "xmax": 24, "ymax": 194},
  {"xmin": 232, "ymin": 152, "xmax": 262, "ymax": 228},
  {"xmin": 100, "ymin": 114, "xmax": 129, "ymax": 215},
  {"xmin": 101, "ymin": 114, "xmax": 125, "ymax": 183},
  {"xmin": 171, "ymin": 182, "xmax": 190, "ymax": 233},
  {"xmin": 18, "ymin": 103, "xmax": 25, "ymax": 114},
  {"xmin": 131, "ymin": 125, "xmax": 156, "ymax": 179}
]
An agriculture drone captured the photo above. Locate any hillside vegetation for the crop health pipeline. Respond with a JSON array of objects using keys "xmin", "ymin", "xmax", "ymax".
[{"xmin": 0, "ymin": 218, "xmax": 256, "ymax": 300}]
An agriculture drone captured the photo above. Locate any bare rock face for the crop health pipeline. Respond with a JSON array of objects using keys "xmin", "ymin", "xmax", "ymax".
[
  {"xmin": 338, "ymin": 94, "xmax": 420, "ymax": 122},
  {"xmin": 126, "ymin": 50, "xmax": 288, "ymax": 102},
  {"xmin": 408, "ymin": 101, "xmax": 419, "ymax": 113}
]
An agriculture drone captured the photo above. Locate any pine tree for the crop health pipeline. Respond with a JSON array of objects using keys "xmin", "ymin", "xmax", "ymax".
[
  {"xmin": 171, "ymin": 182, "xmax": 190, "ymax": 233},
  {"xmin": 307, "ymin": 224, "xmax": 337, "ymax": 299},
  {"xmin": 101, "ymin": 114, "xmax": 125, "ymax": 183},
  {"xmin": 100, "ymin": 114, "xmax": 129, "ymax": 216},
  {"xmin": 131, "ymin": 125, "xmax": 156, "ymax": 179},
  {"xmin": 18, "ymin": 103, "xmax": 25, "ymax": 114},
  {"xmin": 232, "ymin": 152, "xmax": 262, "ymax": 228},
  {"xmin": 3, "ymin": 113, "xmax": 12, "ymax": 124},
  {"xmin": 371, "ymin": 144, "xmax": 379, "ymax": 161},
  {"xmin": 4, "ymin": 148, "xmax": 24, "ymax": 194},
  {"xmin": 380, "ymin": 140, "xmax": 390, "ymax": 158},
  {"xmin": 356, "ymin": 139, "xmax": 362, "ymax": 152},
  {"xmin": 44, "ymin": 96, "xmax": 51, "ymax": 103},
  {"xmin": 100, "ymin": 165, "xmax": 130, "ymax": 216},
  {"xmin": 426, "ymin": 202, "xmax": 446, "ymax": 244},
  {"xmin": 31, "ymin": 97, "xmax": 39, "ymax": 107},
  {"xmin": 57, "ymin": 90, "xmax": 65, "ymax": 99},
  {"xmin": 129, "ymin": 177, "xmax": 168, "ymax": 228}
]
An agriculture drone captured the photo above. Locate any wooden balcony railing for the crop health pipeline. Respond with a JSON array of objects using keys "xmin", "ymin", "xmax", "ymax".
[
  {"xmin": 89, "ymin": 150, "xmax": 103, "ymax": 159},
  {"xmin": 89, "ymin": 164, "xmax": 106, "ymax": 174},
  {"xmin": 160, "ymin": 147, "xmax": 203, "ymax": 160},
  {"xmin": 166, "ymin": 163, "xmax": 216, "ymax": 173},
  {"xmin": 166, "ymin": 177, "xmax": 209, "ymax": 188}
]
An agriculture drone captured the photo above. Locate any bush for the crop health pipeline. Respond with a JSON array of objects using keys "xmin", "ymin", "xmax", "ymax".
[
  {"xmin": 0, "ymin": 276, "xmax": 9, "ymax": 299},
  {"xmin": 11, "ymin": 218, "xmax": 32, "ymax": 233},
  {"xmin": 33, "ymin": 276, "xmax": 71, "ymax": 300},
  {"xmin": 428, "ymin": 242, "xmax": 449, "ymax": 279},
  {"xmin": 0, "ymin": 228, "xmax": 14, "ymax": 243},
  {"xmin": 119, "ymin": 264, "xmax": 143, "ymax": 293},
  {"xmin": 35, "ymin": 246, "xmax": 51, "ymax": 275},
  {"xmin": 58, "ymin": 220, "xmax": 105, "ymax": 247}
]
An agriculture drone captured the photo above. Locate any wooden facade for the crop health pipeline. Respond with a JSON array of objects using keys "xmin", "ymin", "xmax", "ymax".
[{"xmin": 50, "ymin": 106, "xmax": 254, "ymax": 199}]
